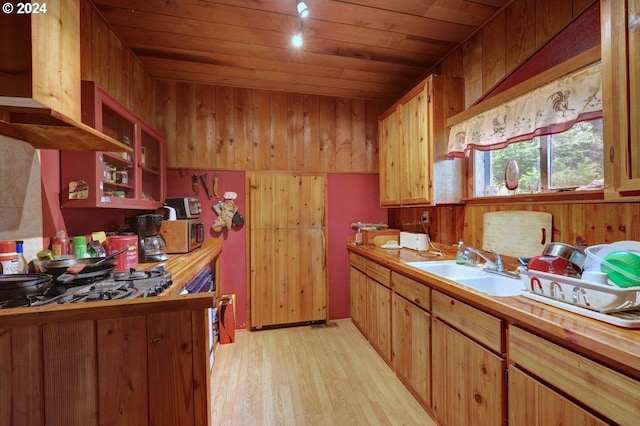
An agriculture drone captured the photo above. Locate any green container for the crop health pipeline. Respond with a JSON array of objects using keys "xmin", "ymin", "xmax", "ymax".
[
  {"xmin": 601, "ymin": 251, "xmax": 640, "ymax": 288},
  {"xmin": 72, "ymin": 236, "xmax": 88, "ymax": 259}
]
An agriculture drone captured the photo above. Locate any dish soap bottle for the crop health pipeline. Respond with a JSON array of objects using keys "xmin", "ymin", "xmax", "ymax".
[{"xmin": 456, "ymin": 239, "xmax": 465, "ymax": 265}]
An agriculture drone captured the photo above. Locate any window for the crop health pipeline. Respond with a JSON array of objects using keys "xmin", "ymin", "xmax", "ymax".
[{"xmin": 472, "ymin": 119, "xmax": 603, "ymax": 196}]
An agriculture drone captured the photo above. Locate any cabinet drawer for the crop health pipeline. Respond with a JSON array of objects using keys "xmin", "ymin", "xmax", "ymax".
[
  {"xmin": 509, "ymin": 326, "xmax": 640, "ymax": 426},
  {"xmin": 391, "ymin": 272, "xmax": 430, "ymax": 311},
  {"xmin": 349, "ymin": 252, "xmax": 367, "ymax": 273},
  {"xmin": 366, "ymin": 261, "xmax": 391, "ymax": 288},
  {"xmin": 432, "ymin": 290, "xmax": 503, "ymax": 354}
]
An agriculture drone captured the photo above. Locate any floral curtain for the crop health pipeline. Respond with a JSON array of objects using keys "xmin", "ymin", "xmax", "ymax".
[{"xmin": 447, "ymin": 62, "xmax": 602, "ymax": 157}]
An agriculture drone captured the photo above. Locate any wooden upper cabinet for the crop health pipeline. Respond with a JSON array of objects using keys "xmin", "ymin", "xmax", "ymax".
[
  {"xmin": 0, "ymin": 0, "xmax": 79, "ymax": 120},
  {"xmin": 602, "ymin": 0, "xmax": 640, "ymax": 198},
  {"xmin": 378, "ymin": 75, "xmax": 464, "ymax": 207},
  {"xmin": 378, "ymin": 105, "xmax": 402, "ymax": 206},
  {"xmin": 0, "ymin": 0, "xmax": 129, "ymax": 152}
]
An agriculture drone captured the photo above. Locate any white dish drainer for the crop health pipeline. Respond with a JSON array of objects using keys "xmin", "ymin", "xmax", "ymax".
[{"xmin": 520, "ymin": 269, "xmax": 640, "ymax": 313}]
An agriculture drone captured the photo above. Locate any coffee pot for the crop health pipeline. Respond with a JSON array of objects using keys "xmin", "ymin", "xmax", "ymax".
[{"xmin": 129, "ymin": 214, "xmax": 168, "ymax": 262}]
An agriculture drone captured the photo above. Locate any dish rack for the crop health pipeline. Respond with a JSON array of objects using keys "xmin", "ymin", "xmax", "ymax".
[{"xmin": 520, "ymin": 269, "xmax": 640, "ymax": 313}]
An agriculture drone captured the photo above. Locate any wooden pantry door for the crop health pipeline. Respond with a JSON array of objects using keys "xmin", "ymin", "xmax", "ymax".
[{"xmin": 249, "ymin": 173, "xmax": 327, "ymax": 328}]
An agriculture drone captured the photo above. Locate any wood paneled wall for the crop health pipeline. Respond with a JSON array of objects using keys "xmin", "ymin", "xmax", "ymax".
[
  {"xmin": 154, "ymin": 81, "xmax": 385, "ymax": 172},
  {"xmin": 463, "ymin": 203, "xmax": 640, "ymax": 249},
  {"xmin": 437, "ymin": 0, "xmax": 597, "ymax": 107},
  {"xmin": 80, "ymin": 1, "xmax": 155, "ymax": 125},
  {"xmin": 390, "ymin": 202, "xmax": 640, "ymax": 252}
]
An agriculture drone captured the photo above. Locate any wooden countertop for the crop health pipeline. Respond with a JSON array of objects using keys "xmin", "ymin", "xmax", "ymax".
[
  {"xmin": 0, "ymin": 238, "xmax": 223, "ymax": 327},
  {"xmin": 347, "ymin": 242, "xmax": 640, "ymax": 379},
  {"xmin": 140, "ymin": 237, "xmax": 223, "ymax": 295}
]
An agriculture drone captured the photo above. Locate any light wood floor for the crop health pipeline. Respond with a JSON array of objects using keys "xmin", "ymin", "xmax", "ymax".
[{"xmin": 210, "ymin": 319, "xmax": 437, "ymax": 426}]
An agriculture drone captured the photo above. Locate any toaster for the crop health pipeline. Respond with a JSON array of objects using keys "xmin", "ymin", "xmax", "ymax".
[{"xmin": 400, "ymin": 232, "xmax": 429, "ymax": 251}]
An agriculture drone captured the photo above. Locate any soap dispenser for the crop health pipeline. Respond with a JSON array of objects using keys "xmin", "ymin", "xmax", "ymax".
[{"xmin": 456, "ymin": 239, "xmax": 465, "ymax": 264}]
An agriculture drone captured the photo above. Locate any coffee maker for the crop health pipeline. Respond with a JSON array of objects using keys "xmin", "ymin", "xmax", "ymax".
[{"xmin": 130, "ymin": 214, "xmax": 169, "ymax": 262}]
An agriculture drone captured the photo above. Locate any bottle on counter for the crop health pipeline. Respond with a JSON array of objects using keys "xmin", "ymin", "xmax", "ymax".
[
  {"xmin": 0, "ymin": 241, "xmax": 20, "ymax": 274},
  {"xmin": 72, "ymin": 236, "xmax": 89, "ymax": 259},
  {"xmin": 15, "ymin": 240, "xmax": 28, "ymax": 273},
  {"xmin": 355, "ymin": 224, "xmax": 363, "ymax": 246},
  {"xmin": 456, "ymin": 239, "xmax": 465, "ymax": 265},
  {"xmin": 51, "ymin": 230, "xmax": 70, "ymax": 257}
]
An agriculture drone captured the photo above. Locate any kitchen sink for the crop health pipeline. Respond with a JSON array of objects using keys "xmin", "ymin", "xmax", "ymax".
[
  {"xmin": 406, "ymin": 261, "xmax": 485, "ymax": 278},
  {"xmin": 405, "ymin": 260, "xmax": 523, "ymax": 297},
  {"xmin": 454, "ymin": 276, "xmax": 524, "ymax": 297}
]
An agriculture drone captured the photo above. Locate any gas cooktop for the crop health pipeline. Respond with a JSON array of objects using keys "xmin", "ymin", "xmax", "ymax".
[{"xmin": 0, "ymin": 266, "xmax": 172, "ymax": 309}]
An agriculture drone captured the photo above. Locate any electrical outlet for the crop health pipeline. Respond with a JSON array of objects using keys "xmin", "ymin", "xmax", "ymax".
[{"xmin": 421, "ymin": 211, "xmax": 429, "ymax": 223}]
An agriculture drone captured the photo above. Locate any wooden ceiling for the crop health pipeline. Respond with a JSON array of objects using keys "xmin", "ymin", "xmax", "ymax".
[{"xmin": 93, "ymin": 0, "xmax": 511, "ymax": 101}]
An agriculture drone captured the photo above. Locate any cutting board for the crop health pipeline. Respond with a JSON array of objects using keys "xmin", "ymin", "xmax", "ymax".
[{"xmin": 482, "ymin": 211, "xmax": 552, "ymax": 258}]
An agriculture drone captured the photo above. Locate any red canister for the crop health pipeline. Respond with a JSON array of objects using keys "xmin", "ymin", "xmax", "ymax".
[{"xmin": 106, "ymin": 235, "xmax": 138, "ymax": 272}]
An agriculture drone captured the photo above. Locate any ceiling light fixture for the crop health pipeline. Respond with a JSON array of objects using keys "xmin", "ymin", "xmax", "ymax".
[
  {"xmin": 292, "ymin": 22, "xmax": 304, "ymax": 47},
  {"xmin": 296, "ymin": 0, "xmax": 309, "ymax": 18}
]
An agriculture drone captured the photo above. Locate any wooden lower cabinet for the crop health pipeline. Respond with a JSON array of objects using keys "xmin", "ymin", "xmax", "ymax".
[
  {"xmin": 509, "ymin": 325, "xmax": 640, "ymax": 425},
  {"xmin": 367, "ymin": 277, "xmax": 391, "ymax": 361},
  {"xmin": 349, "ymin": 266, "xmax": 367, "ymax": 330},
  {"xmin": 508, "ymin": 366, "xmax": 608, "ymax": 425},
  {"xmin": 431, "ymin": 317, "xmax": 505, "ymax": 426},
  {"xmin": 391, "ymin": 293, "xmax": 431, "ymax": 406},
  {"xmin": 0, "ymin": 297, "xmax": 212, "ymax": 426},
  {"xmin": 348, "ymin": 254, "xmax": 391, "ymax": 362}
]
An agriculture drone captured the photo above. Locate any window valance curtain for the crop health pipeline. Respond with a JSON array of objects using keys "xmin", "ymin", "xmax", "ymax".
[{"xmin": 447, "ymin": 62, "xmax": 602, "ymax": 157}]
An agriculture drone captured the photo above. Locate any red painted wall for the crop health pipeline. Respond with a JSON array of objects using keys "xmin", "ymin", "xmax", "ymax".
[
  {"xmin": 165, "ymin": 169, "xmax": 248, "ymax": 327},
  {"xmin": 327, "ymin": 173, "xmax": 387, "ymax": 319}
]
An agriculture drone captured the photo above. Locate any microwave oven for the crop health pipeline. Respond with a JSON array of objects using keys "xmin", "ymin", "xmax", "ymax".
[
  {"xmin": 160, "ymin": 219, "xmax": 205, "ymax": 253},
  {"xmin": 165, "ymin": 197, "xmax": 202, "ymax": 219}
]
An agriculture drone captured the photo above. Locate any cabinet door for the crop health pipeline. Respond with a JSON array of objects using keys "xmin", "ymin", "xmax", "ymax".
[
  {"xmin": 366, "ymin": 278, "xmax": 391, "ymax": 361},
  {"xmin": 401, "ymin": 85, "xmax": 431, "ymax": 205},
  {"xmin": 349, "ymin": 266, "xmax": 367, "ymax": 330},
  {"xmin": 432, "ymin": 318, "xmax": 505, "ymax": 426},
  {"xmin": 508, "ymin": 366, "xmax": 608, "ymax": 426},
  {"xmin": 249, "ymin": 174, "xmax": 327, "ymax": 328},
  {"xmin": 378, "ymin": 107, "xmax": 402, "ymax": 206},
  {"xmin": 391, "ymin": 293, "xmax": 430, "ymax": 406},
  {"xmin": 603, "ymin": 0, "xmax": 640, "ymax": 196},
  {"xmin": 139, "ymin": 126, "xmax": 165, "ymax": 203}
]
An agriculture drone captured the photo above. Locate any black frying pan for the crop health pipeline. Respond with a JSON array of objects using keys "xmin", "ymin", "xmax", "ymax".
[
  {"xmin": 0, "ymin": 274, "xmax": 54, "ymax": 301},
  {"xmin": 41, "ymin": 257, "xmax": 117, "ymax": 279}
]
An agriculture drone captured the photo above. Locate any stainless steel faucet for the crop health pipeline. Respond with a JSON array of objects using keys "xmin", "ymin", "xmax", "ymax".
[{"xmin": 463, "ymin": 247, "xmax": 519, "ymax": 279}]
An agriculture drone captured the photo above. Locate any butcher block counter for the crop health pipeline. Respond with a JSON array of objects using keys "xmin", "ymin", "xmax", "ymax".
[
  {"xmin": 348, "ymin": 242, "xmax": 640, "ymax": 426},
  {"xmin": 0, "ymin": 238, "xmax": 222, "ymax": 426}
]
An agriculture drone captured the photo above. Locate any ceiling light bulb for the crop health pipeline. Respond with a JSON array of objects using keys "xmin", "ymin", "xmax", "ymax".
[
  {"xmin": 296, "ymin": 1, "xmax": 309, "ymax": 18},
  {"xmin": 292, "ymin": 32, "xmax": 303, "ymax": 47}
]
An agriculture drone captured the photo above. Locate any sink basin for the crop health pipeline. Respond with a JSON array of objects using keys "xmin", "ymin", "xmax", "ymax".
[
  {"xmin": 454, "ymin": 276, "xmax": 524, "ymax": 297},
  {"xmin": 405, "ymin": 261, "xmax": 523, "ymax": 297},
  {"xmin": 406, "ymin": 261, "xmax": 485, "ymax": 278}
]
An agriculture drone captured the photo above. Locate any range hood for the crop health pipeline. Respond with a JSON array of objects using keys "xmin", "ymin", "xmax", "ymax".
[{"xmin": 0, "ymin": 103, "xmax": 132, "ymax": 153}]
